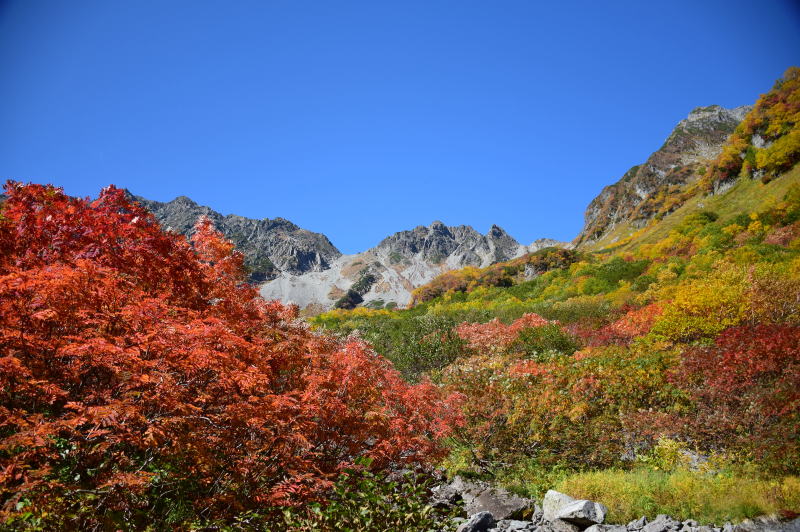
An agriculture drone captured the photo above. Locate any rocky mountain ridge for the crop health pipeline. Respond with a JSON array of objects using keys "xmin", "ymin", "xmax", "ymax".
[
  {"xmin": 260, "ymin": 221, "xmax": 567, "ymax": 310},
  {"xmin": 132, "ymin": 194, "xmax": 341, "ymax": 282},
  {"xmin": 126, "ymin": 193, "xmax": 564, "ymax": 310},
  {"xmin": 574, "ymin": 104, "xmax": 752, "ymax": 246}
]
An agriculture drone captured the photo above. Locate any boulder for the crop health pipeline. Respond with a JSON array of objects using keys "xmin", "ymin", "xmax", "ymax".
[
  {"xmin": 543, "ymin": 490, "xmax": 577, "ymax": 522},
  {"xmin": 557, "ymin": 499, "xmax": 608, "ymax": 527},
  {"xmin": 627, "ymin": 517, "xmax": 649, "ymax": 530},
  {"xmin": 458, "ymin": 511, "xmax": 497, "ymax": 532},
  {"xmin": 642, "ymin": 514, "xmax": 682, "ymax": 532},
  {"xmin": 449, "ymin": 476, "xmax": 535, "ymax": 520},
  {"xmin": 542, "ymin": 519, "xmax": 582, "ymax": 532},
  {"xmin": 430, "ymin": 482, "xmax": 462, "ymax": 509}
]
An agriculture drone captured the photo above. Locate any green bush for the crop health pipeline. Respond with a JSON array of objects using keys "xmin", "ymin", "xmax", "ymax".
[
  {"xmin": 511, "ymin": 324, "xmax": 578, "ymax": 360},
  {"xmin": 274, "ymin": 463, "xmax": 459, "ymax": 532}
]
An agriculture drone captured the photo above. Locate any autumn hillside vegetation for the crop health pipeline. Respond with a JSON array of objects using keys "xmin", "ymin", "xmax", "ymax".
[
  {"xmin": 0, "ymin": 183, "xmax": 462, "ymax": 529},
  {"xmin": 313, "ymin": 68, "xmax": 800, "ymax": 524}
]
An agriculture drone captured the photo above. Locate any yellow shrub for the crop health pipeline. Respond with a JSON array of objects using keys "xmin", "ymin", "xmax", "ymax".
[
  {"xmin": 652, "ymin": 264, "xmax": 749, "ymax": 341},
  {"xmin": 557, "ymin": 469, "xmax": 800, "ymax": 524}
]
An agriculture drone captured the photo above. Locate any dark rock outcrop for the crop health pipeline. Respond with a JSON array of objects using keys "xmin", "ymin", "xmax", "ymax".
[{"xmin": 132, "ymin": 193, "xmax": 341, "ymax": 282}]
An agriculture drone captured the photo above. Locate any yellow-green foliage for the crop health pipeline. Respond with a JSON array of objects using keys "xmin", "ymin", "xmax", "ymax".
[
  {"xmin": 706, "ymin": 67, "xmax": 800, "ymax": 187},
  {"xmin": 651, "ymin": 263, "xmax": 749, "ymax": 341},
  {"xmin": 557, "ymin": 469, "xmax": 800, "ymax": 525}
]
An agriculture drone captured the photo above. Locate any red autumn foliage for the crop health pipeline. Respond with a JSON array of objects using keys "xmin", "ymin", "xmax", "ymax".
[
  {"xmin": 570, "ymin": 303, "xmax": 662, "ymax": 347},
  {"xmin": 0, "ymin": 183, "xmax": 461, "ymax": 525},
  {"xmin": 668, "ymin": 324, "xmax": 800, "ymax": 472},
  {"xmin": 455, "ymin": 313, "xmax": 553, "ymax": 352}
]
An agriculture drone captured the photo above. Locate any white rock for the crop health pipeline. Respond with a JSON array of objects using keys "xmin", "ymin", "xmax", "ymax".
[
  {"xmin": 542, "ymin": 490, "xmax": 576, "ymax": 523},
  {"xmin": 557, "ymin": 499, "xmax": 608, "ymax": 526}
]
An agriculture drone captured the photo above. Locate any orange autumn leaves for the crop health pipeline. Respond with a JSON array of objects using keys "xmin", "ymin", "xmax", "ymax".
[{"xmin": 0, "ymin": 183, "xmax": 462, "ymax": 525}]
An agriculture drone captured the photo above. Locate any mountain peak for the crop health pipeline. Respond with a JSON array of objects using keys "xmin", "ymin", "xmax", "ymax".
[
  {"xmin": 487, "ymin": 224, "xmax": 509, "ymax": 238},
  {"xmin": 575, "ymin": 103, "xmax": 751, "ymax": 246},
  {"xmin": 132, "ymin": 194, "xmax": 340, "ymax": 281}
]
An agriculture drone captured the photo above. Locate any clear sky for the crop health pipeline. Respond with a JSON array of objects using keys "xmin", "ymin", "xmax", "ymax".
[{"xmin": 1, "ymin": 1, "xmax": 799, "ymax": 253}]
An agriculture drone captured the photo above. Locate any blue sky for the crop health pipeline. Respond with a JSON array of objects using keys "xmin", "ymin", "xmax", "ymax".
[{"xmin": 1, "ymin": 1, "xmax": 799, "ymax": 253}]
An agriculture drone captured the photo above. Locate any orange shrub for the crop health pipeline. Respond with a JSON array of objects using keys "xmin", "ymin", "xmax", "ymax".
[{"xmin": 0, "ymin": 183, "xmax": 462, "ymax": 527}]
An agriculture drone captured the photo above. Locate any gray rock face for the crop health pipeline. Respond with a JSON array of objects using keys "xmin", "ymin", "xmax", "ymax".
[
  {"xmin": 491, "ymin": 519, "xmax": 541, "ymax": 531},
  {"xmin": 642, "ymin": 514, "xmax": 683, "ymax": 532},
  {"xmin": 575, "ymin": 104, "xmax": 752, "ymax": 246},
  {"xmin": 132, "ymin": 193, "xmax": 341, "ymax": 282},
  {"xmin": 375, "ymin": 221, "xmax": 522, "ymax": 268},
  {"xmin": 732, "ymin": 517, "xmax": 800, "ymax": 532}
]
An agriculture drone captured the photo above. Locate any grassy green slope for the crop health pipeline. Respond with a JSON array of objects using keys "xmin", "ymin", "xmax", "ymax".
[{"xmin": 589, "ymin": 164, "xmax": 800, "ymax": 254}]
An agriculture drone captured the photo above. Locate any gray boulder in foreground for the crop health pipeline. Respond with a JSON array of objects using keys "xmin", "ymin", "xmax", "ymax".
[
  {"xmin": 557, "ymin": 499, "xmax": 608, "ymax": 527},
  {"xmin": 543, "ymin": 490, "xmax": 578, "ymax": 522},
  {"xmin": 542, "ymin": 489, "xmax": 607, "ymax": 528},
  {"xmin": 449, "ymin": 476, "xmax": 536, "ymax": 520},
  {"xmin": 642, "ymin": 514, "xmax": 682, "ymax": 532}
]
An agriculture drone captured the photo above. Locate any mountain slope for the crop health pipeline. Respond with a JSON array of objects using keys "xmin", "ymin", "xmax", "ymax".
[
  {"xmin": 586, "ymin": 67, "xmax": 800, "ymax": 253},
  {"xmin": 133, "ymin": 194, "xmax": 341, "ymax": 281},
  {"xmin": 575, "ymin": 104, "xmax": 751, "ymax": 247}
]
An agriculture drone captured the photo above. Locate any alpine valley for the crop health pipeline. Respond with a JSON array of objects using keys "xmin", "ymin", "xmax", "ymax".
[
  {"xmin": 3, "ymin": 67, "xmax": 800, "ymax": 531},
  {"xmin": 129, "ymin": 101, "xmax": 754, "ymax": 313}
]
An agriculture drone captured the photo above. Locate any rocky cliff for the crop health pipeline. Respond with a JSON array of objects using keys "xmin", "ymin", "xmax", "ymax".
[
  {"xmin": 574, "ymin": 104, "xmax": 751, "ymax": 246},
  {"xmin": 133, "ymin": 194, "xmax": 341, "ymax": 282},
  {"xmin": 260, "ymin": 221, "xmax": 566, "ymax": 310}
]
